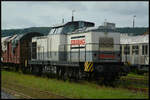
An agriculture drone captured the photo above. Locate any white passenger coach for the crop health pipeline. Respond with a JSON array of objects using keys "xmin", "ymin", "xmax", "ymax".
[{"xmin": 120, "ymin": 34, "xmax": 149, "ymax": 72}]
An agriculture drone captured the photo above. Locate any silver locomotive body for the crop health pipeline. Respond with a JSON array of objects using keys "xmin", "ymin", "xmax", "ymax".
[
  {"xmin": 32, "ymin": 22, "xmax": 121, "ymax": 63},
  {"xmin": 30, "ymin": 21, "xmax": 127, "ymax": 81}
]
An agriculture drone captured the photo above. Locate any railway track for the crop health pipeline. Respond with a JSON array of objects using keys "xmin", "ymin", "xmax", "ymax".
[
  {"xmin": 121, "ymin": 77, "xmax": 148, "ymax": 81},
  {"xmin": 2, "ymin": 87, "xmax": 33, "ymax": 99},
  {"xmin": 2, "ymin": 81, "xmax": 72, "ymax": 99},
  {"xmin": 120, "ymin": 77, "xmax": 149, "ymax": 87},
  {"xmin": 126, "ymin": 87, "xmax": 148, "ymax": 94},
  {"xmin": 76, "ymin": 77, "xmax": 149, "ymax": 94},
  {"xmin": 1, "ymin": 90, "xmax": 16, "ymax": 99},
  {"xmin": 2, "ymin": 78, "xmax": 148, "ymax": 99}
]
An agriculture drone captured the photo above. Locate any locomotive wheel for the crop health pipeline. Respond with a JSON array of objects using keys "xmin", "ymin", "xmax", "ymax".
[
  {"xmin": 37, "ymin": 66, "xmax": 42, "ymax": 76},
  {"xmin": 31, "ymin": 66, "xmax": 38, "ymax": 75},
  {"xmin": 63, "ymin": 71, "xmax": 69, "ymax": 81},
  {"xmin": 96, "ymin": 65, "xmax": 103, "ymax": 73},
  {"xmin": 21, "ymin": 66, "xmax": 27, "ymax": 74},
  {"xmin": 68, "ymin": 68, "xmax": 76, "ymax": 82},
  {"xmin": 56, "ymin": 67, "xmax": 60, "ymax": 80},
  {"xmin": 28, "ymin": 65, "xmax": 33, "ymax": 74},
  {"xmin": 87, "ymin": 72, "xmax": 95, "ymax": 81},
  {"xmin": 57, "ymin": 67, "xmax": 63, "ymax": 80},
  {"xmin": 63, "ymin": 67, "xmax": 71, "ymax": 81},
  {"xmin": 74, "ymin": 69, "xmax": 79, "ymax": 81},
  {"xmin": 15, "ymin": 65, "xmax": 19, "ymax": 72}
]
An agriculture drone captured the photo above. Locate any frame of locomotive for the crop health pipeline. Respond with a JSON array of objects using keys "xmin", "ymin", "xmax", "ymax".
[{"xmin": 28, "ymin": 43, "xmax": 124, "ymax": 81}]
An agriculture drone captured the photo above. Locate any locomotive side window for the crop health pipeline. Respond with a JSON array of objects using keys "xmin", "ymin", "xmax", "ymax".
[
  {"xmin": 132, "ymin": 45, "xmax": 139, "ymax": 55},
  {"xmin": 50, "ymin": 27, "xmax": 64, "ymax": 34},
  {"xmin": 142, "ymin": 44, "xmax": 148, "ymax": 55},
  {"xmin": 57, "ymin": 27, "xmax": 63, "ymax": 34},
  {"xmin": 79, "ymin": 21, "xmax": 85, "ymax": 28},
  {"xmin": 63, "ymin": 24, "xmax": 78, "ymax": 34},
  {"xmin": 124, "ymin": 45, "xmax": 130, "ymax": 55},
  {"xmin": 49, "ymin": 28, "xmax": 56, "ymax": 34}
]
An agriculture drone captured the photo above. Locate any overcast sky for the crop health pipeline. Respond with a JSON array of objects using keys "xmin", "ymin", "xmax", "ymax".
[{"xmin": 2, "ymin": 1, "xmax": 149, "ymax": 29}]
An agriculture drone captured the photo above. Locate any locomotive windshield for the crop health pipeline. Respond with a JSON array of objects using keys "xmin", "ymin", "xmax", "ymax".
[{"xmin": 62, "ymin": 23, "xmax": 78, "ymax": 34}]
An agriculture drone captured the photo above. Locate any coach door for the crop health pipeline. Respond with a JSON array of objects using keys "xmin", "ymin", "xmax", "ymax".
[{"xmin": 31, "ymin": 42, "xmax": 37, "ymax": 60}]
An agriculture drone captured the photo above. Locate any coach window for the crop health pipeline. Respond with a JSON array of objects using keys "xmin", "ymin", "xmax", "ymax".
[
  {"xmin": 142, "ymin": 44, "xmax": 148, "ymax": 55},
  {"xmin": 124, "ymin": 45, "xmax": 130, "ymax": 55},
  {"xmin": 132, "ymin": 45, "xmax": 139, "ymax": 55},
  {"xmin": 120, "ymin": 46, "xmax": 122, "ymax": 53},
  {"xmin": 32, "ymin": 42, "xmax": 37, "ymax": 59}
]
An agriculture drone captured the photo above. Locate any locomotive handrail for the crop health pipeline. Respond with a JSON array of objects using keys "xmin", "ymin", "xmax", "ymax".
[
  {"xmin": 21, "ymin": 43, "xmax": 123, "ymax": 63},
  {"xmin": 59, "ymin": 43, "xmax": 122, "ymax": 62}
]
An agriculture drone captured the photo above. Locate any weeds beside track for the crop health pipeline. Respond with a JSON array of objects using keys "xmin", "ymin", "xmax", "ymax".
[{"xmin": 1, "ymin": 70, "xmax": 148, "ymax": 99}]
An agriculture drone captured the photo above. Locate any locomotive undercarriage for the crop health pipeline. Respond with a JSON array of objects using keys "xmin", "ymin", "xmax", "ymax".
[{"xmin": 2, "ymin": 61, "xmax": 128, "ymax": 85}]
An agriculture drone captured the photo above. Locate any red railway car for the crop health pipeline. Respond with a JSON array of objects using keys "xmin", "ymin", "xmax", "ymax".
[{"xmin": 1, "ymin": 32, "xmax": 43, "ymax": 68}]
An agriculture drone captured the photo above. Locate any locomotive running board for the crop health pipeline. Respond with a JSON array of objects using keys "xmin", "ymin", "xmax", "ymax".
[{"xmin": 28, "ymin": 60, "xmax": 80, "ymax": 67}]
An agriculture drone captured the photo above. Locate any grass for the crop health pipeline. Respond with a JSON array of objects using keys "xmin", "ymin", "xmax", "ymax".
[{"xmin": 1, "ymin": 71, "xmax": 149, "ymax": 99}]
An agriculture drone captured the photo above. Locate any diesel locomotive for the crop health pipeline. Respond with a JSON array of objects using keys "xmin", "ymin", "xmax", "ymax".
[{"xmin": 1, "ymin": 20, "xmax": 129, "ymax": 83}]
